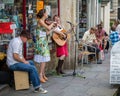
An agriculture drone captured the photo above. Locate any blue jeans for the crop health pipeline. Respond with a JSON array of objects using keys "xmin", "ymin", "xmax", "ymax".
[{"xmin": 9, "ymin": 60, "xmax": 40, "ymax": 89}]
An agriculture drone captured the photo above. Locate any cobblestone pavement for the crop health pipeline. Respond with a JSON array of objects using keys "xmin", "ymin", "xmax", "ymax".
[{"xmin": 3, "ymin": 51, "xmax": 118, "ymax": 96}]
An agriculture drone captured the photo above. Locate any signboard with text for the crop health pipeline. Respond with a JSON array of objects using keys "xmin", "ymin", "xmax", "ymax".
[
  {"xmin": 36, "ymin": 1, "xmax": 44, "ymax": 13},
  {"xmin": 110, "ymin": 41, "xmax": 120, "ymax": 84},
  {"xmin": 0, "ymin": 22, "xmax": 13, "ymax": 34}
]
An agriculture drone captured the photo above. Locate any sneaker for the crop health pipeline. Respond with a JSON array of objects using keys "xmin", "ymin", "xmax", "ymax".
[{"xmin": 34, "ymin": 87, "xmax": 48, "ymax": 94}]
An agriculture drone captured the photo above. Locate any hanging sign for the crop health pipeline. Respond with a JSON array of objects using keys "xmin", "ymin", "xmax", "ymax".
[{"xmin": 36, "ymin": 1, "xmax": 44, "ymax": 13}]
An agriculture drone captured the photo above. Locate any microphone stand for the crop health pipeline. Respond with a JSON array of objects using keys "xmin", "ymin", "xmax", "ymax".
[{"xmin": 62, "ymin": 22, "xmax": 85, "ymax": 78}]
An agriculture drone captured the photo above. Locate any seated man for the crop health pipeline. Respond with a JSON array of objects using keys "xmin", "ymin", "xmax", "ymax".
[
  {"xmin": 82, "ymin": 27, "xmax": 102, "ymax": 64},
  {"xmin": 6, "ymin": 30, "xmax": 48, "ymax": 93}
]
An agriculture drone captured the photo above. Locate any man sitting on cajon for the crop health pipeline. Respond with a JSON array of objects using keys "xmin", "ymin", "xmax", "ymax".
[{"xmin": 6, "ymin": 30, "xmax": 48, "ymax": 93}]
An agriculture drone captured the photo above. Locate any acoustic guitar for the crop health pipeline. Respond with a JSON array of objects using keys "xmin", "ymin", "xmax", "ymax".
[{"xmin": 52, "ymin": 26, "xmax": 73, "ymax": 46}]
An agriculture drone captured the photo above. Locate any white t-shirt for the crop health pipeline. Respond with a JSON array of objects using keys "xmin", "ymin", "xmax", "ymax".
[
  {"xmin": 82, "ymin": 30, "xmax": 96, "ymax": 43},
  {"xmin": 7, "ymin": 37, "xmax": 23, "ymax": 67}
]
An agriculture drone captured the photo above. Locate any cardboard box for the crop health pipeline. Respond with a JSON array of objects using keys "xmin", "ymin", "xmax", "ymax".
[{"xmin": 14, "ymin": 71, "xmax": 29, "ymax": 90}]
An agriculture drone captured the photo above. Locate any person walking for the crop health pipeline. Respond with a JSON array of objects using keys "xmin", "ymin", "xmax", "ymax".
[
  {"xmin": 7, "ymin": 30, "xmax": 48, "ymax": 93},
  {"xmin": 34, "ymin": 9, "xmax": 56, "ymax": 83}
]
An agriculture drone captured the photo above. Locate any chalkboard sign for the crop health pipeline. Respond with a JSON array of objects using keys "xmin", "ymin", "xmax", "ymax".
[{"xmin": 110, "ymin": 41, "xmax": 120, "ymax": 84}]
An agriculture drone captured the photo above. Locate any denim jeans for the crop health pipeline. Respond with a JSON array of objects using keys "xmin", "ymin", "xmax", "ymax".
[{"xmin": 9, "ymin": 60, "xmax": 40, "ymax": 89}]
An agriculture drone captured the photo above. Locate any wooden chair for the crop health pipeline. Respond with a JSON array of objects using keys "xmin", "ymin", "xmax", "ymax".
[{"xmin": 78, "ymin": 42, "xmax": 97, "ymax": 68}]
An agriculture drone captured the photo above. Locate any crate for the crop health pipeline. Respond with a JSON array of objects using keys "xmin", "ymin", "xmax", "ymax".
[{"xmin": 14, "ymin": 71, "xmax": 29, "ymax": 90}]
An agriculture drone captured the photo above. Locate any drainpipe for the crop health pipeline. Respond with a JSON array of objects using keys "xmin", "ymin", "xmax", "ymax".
[
  {"xmin": 23, "ymin": 0, "xmax": 27, "ymax": 59},
  {"xmin": 96, "ymin": 0, "xmax": 99, "ymax": 25},
  {"xmin": 23, "ymin": 0, "xmax": 26, "ymax": 30},
  {"xmin": 103, "ymin": 6, "xmax": 105, "ymax": 27}
]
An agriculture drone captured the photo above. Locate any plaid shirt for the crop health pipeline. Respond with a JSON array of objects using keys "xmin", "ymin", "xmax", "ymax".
[{"xmin": 110, "ymin": 31, "xmax": 119, "ymax": 45}]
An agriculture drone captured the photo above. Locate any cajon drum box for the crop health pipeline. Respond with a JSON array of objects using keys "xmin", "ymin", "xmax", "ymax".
[{"xmin": 14, "ymin": 71, "xmax": 29, "ymax": 90}]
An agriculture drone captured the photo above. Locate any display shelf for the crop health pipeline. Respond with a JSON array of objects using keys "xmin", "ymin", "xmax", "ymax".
[
  {"xmin": 78, "ymin": 0, "xmax": 87, "ymax": 38},
  {"xmin": 26, "ymin": 39, "xmax": 34, "ymax": 60}
]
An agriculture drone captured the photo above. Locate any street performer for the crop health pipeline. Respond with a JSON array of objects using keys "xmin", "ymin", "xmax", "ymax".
[{"xmin": 53, "ymin": 15, "xmax": 69, "ymax": 75}]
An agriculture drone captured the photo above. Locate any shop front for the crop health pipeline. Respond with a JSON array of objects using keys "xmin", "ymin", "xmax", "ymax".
[
  {"xmin": 0, "ymin": 0, "xmax": 59, "ymax": 72},
  {"xmin": 77, "ymin": 0, "xmax": 101, "ymax": 39}
]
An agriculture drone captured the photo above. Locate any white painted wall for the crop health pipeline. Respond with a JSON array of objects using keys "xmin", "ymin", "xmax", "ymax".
[
  {"xmin": 60, "ymin": 0, "xmax": 76, "ymax": 30},
  {"xmin": 88, "ymin": 0, "xmax": 100, "ymax": 28},
  {"xmin": 59, "ymin": 0, "xmax": 77, "ymax": 69},
  {"xmin": 101, "ymin": 2, "xmax": 110, "ymax": 34}
]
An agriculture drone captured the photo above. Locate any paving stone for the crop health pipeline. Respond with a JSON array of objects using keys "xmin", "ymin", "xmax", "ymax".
[{"xmin": 2, "ymin": 50, "xmax": 117, "ymax": 96}]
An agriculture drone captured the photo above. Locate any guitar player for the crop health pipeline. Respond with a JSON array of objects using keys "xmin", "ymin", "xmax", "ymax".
[{"xmin": 53, "ymin": 15, "xmax": 69, "ymax": 75}]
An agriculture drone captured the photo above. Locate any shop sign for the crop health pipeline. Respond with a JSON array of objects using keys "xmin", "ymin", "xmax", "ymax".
[
  {"xmin": 110, "ymin": 41, "xmax": 120, "ymax": 84},
  {"xmin": 36, "ymin": 1, "xmax": 44, "ymax": 13},
  {"xmin": 0, "ymin": 22, "xmax": 13, "ymax": 34},
  {"xmin": 3, "ymin": 0, "xmax": 14, "ymax": 4}
]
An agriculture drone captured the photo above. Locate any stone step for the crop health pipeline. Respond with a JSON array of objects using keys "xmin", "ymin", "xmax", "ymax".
[{"xmin": 0, "ymin": 84, "xmax": 10, "ymax": 96}]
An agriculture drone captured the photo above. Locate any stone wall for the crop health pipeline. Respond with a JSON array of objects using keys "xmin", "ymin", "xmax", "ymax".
[{"xmin": 60, "ymin": 0, "xmax": 77, "ymax": 69}]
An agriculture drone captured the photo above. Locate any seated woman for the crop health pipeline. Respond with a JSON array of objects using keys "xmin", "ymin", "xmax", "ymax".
[{"xmin": 96, "ymin": 24, "xmax": 106, "ymax": 60}]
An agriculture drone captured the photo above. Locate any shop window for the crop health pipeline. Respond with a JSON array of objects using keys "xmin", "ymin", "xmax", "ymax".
[
  {"xmin": 25, "ymin": 0, "xmax": 59, "ymax": 58},
  {"xmin": 119, "ymin": 0, "xmax": 120, "ymax": 7},
  {"xmin": 79, "ymin": 0, "xmax": 87, "ymax": 38},
  {"xmin": 0, "ymin": 0, "xmax": 20, "ymax": 54},
  {"xmin": 44, "ymin": 0, "xmax": 58, "ymax": 50},
  {"xmin": 0, "ymin": 0, "xmax": 58, "ymax": 58},
  {"xmin": 44, "ymin": 0, "xmax": 58, "ymax": 18}
]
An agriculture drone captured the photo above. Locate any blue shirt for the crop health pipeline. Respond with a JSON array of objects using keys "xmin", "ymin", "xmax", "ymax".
[{"xmin": 110, "ymin": 31, "xmax": 119, "ymax": 45}]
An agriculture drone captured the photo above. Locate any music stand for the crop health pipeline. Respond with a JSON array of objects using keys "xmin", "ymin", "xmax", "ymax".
[{"xmin": 62, "ymin": 22, "xmax": 85, "ymax": 79}]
